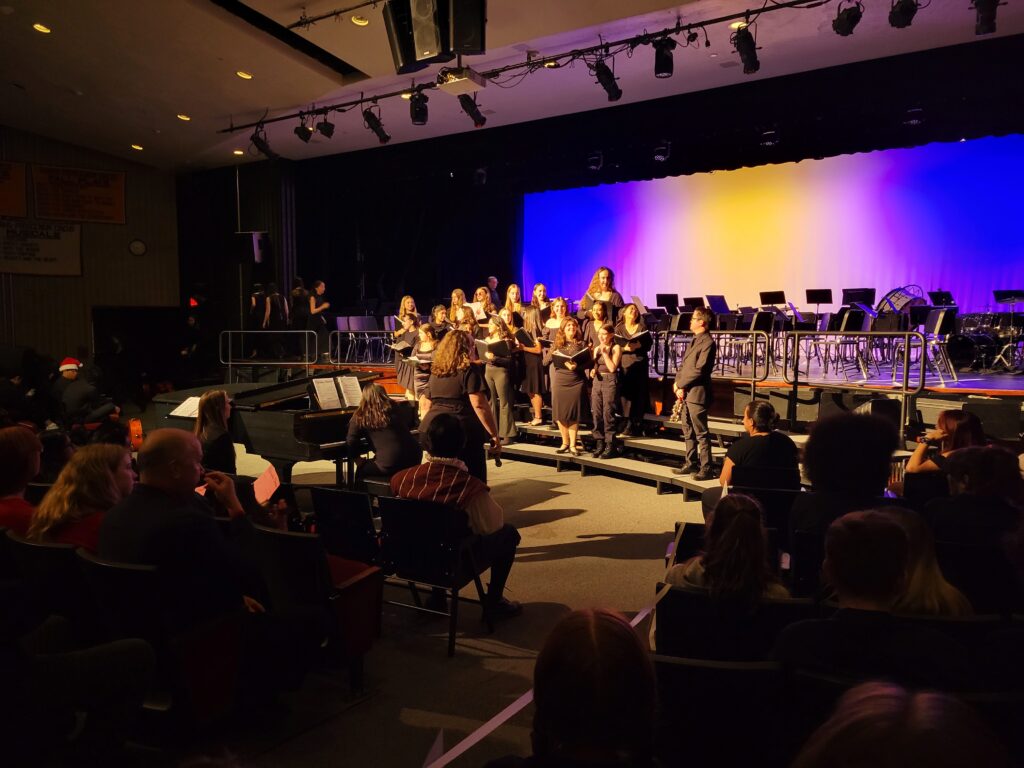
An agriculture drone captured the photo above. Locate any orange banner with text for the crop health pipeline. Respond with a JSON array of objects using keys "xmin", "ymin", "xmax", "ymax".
[
  {"xmin": 0, "ymin": 162, "xmax": 28, "ymax": 218},
  {"xmin": 32, "ymin": 165, "xmax": 126, "ymax": 224}
]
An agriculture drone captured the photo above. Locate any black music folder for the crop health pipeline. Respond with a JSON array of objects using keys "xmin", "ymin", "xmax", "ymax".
[
  {"xmin": 551, "ymin": 347, "xmax": 593, "ymax": 370},
  {"xmin": 475, "ymin": 338, "xmax": 512, "ymax": 359},
  {"xmin": 389, "ymin": 340, "xmax": 414, "ymax": 356},
  {"xmin": 613, "ymin": 329, "xmax": 651, "ymax": 347},
  {"xmin": 514, "ymin": 328, "xmax": 538, "ymax": 347}
]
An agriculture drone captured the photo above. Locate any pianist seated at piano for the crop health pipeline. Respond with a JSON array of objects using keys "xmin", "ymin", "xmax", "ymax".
[
  {"xmin": 345, "ymin": 383, "xmax": 422, "ymax": 485},
  {"xmin": 194, "ymin": 389, "xmax": 236, "ymax": 475}
]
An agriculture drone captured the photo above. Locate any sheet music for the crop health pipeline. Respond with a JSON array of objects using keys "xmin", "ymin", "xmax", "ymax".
[
  {"xmin": 336, "ymin": 375, "xmax": 363, "ymax": 408},
  {"xmin": 312, "ymin": 378, "xmax": 342, "ymax": 410},
  {"xmin": 465, "ymin": 301, "xmax": 487, "ymax": 320},
  {"xmin": 251, "ymin": 464, "xmax": 281, "ymax": 504},
  {"xmin": 169, "ymin": 396, "xmax": 201, "ymax": 418}
]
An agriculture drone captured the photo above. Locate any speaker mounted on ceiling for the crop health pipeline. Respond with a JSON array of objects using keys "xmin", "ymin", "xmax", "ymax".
[{"xmin": 384, "ymin": 0, "xmax": 485, "ymax": 74}]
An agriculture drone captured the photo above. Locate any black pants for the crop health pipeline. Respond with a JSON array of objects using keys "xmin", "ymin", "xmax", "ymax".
[
  {"xmin": 619, "ymin": 360, "xmax": 648, "ymax": 427},
  {"xmin": 590, "ymin": 375, "xmax": 618, "ymax": 442},
  {"xmin": 477, "ymin": 524, "xmax": 521, "ymax": 603},
  {"xmin": 680, "ymin": 398, "xmax": 712, "ymax": 470}
]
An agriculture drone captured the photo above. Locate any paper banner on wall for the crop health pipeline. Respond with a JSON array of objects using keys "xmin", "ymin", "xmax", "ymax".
[
  {"xmin": 0, "ymin": 218, "xmax": 82, "ymax": 275},
  {"xmin": 0, "ymin": 162, "xmax": 28, "ymax": 218},
  {"xmin": 32, "ymin": 165, "xmax": 126, "ymax": 224}
]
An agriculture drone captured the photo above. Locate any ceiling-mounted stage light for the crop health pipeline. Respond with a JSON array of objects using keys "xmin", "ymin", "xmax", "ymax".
[
  {"xmin": 410, "ymin": 91, "xmax": 429, "ymax": 125},
  {"xmin": 653, "ymin": 141, "xmax": 671, "ymax": 162},
  {"xmin": 294, "ymin": 118, "xmax": 313, "ymax": 143},
  {"xmin": 972, "ymin": 0, "xmax": 999, "ymax": 34},
  {"xmin": 458, "ymin": 94, "xmax": 487, "ymax": 127},
  {"xmin": 832, "ymin": 0, "xmax": 864, "ymax": 35},
  {"xmin": 362, "ymin": 106, "xmax": 390, "ymax": 144},
  {"xmin": 731, "ymin": 25, "xmax": 759, "ymax": 74},
  {"xmin": 250, "ymin": 123, "xmax": 278, "ymax": 159},
  {"xmin": 592, "ymin": 59, "xmax": 622, "ymax": 101},
  {"xmin": 315, "ymin": 118, "xmax": 335, "ymax": 138},
  {"xmin": 586, "ymin": 151, "xmax": 604, "ymax": 171},
  {"xmin": 888, "ymin": 0, "xmax": 919, "ymax": 28},
  {"xmin": 652, "ymin": 37, "xmax": 677, "ymax": 78}
]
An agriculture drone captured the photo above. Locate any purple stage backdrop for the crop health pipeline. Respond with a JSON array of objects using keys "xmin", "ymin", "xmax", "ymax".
[{"xmin": 522, "ymin": 135, "xmax": 1024, "ymax": 314}]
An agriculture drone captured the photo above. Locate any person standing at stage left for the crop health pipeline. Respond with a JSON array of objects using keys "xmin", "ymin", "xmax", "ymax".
[
  {"xmin": 672, "ymin": 307, "xmax": 717, "ymax": 481},
  {"xmin": 307, "ymin": 280, "xmax": 331, "ymax": 361}
]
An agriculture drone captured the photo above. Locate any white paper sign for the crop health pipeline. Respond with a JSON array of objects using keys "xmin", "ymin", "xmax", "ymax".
[{"xmin": 0, "ymin": 218, "xmax": 81, "ymax": 276}]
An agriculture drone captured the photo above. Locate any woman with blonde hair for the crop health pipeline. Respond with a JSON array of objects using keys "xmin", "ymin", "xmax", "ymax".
[
  {"xmin": 885, "ymin": 507, "xmax": 973, "ymax": 616},
  {"xmin": 420, "ymin": 330, "xmax": 501, "ymax": 481},
  {"xmin": 28, "ymin": 444, "xmax": 134, "ymax": 551},
  {"xmin": 504, "ymin": 284, "xmax": 525, "ymax": 327},
  {"xmin": 577, "ymin": 265, "xmax": 625, "ymax": 322},
  {"xmin": 448, "ymin": 288, "xmax": 467, "ymax": 324},
  {"xmin": 393, "ymin": 295, "xmax": 421, "ymax": 401},
  {"xmin": 194, "ymin": 389, "xmax": 235, "ymax": 474},
  {"xmin": 345, "ymin": 383, "xmax": 421, "ymax": 483},
  {"xmin": 473, "ymin": 286, "xmax": 497, "ymax": 320}
]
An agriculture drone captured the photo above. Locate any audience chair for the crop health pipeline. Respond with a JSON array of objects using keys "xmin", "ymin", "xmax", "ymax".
[
  {"xmin": 247, "ymin": 525, "xmax": 383, "ymax": 688},
  {"xmin": 5, "ymin": 530, "xmax": 97, "ymax": 633},
  {"xmin": 789, "ymin": 529, "xmax": 826, "ymax": 598},
  {"xmin": 894, "ymin": 612, "xmax": 1008, "ymax": 656},
  {"xmin": 652, "ymin": 654, "xmax": 788, "ymax": 768},
  {"xmin": 934, "ymin": 540, "xmax": 1024, "ymax": 615},
  {"xmin": 732, "ymin": 485, "xmax": 801, "ymax": 541},
  {"xmin": 377, "ymin": 495, "xmax": 495, "ymax": 656},
  {"xmin": 23, "ymin": 482, "xmax": 53, "ymax": 506},
  {"xmin": 901, "ymin": 470, "xmax": 950, "ymax": 508},
  {"xmin": 75, "ymin": 549, "xmax": 244, "ymax": 727},
  {"xmin": 0, "ymin": 526, "xmax": 14, "ymax": 578},
  {"xmin": 309, "ymin": 486, "xmax": 380, "ymax": 564},
  {"xmin": 654, "ymin": 582, "xmax": 817, "ymax": 661}
]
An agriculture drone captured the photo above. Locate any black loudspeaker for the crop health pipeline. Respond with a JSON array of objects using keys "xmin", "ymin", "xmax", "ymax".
[
  {"xmin": 450, "ymin": 0, "xmax": 486, "ymax": 54},
  {"xmin": 384, "ymin": 0, "xmax": 452, "ymax": 74}
]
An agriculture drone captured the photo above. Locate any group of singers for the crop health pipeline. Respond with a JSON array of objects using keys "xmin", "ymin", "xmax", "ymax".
[{"xmin": 248, "ymin": 278, "xmax": 332, "ymax": 359}]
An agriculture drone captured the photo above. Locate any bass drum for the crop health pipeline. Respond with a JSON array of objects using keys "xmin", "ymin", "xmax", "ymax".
[
  {"xmin": 876, "ymin": 285, "xmax": 927, "ymax": 315},
  {"xmin": 947, "ymin": 333, "xmax": 998, "ymax": 369}
]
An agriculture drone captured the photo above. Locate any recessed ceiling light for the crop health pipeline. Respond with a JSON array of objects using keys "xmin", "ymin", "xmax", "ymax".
[
  {"xmin": 130, "ymin": 144, "xmax": 144, "ymax": 151},
  {"xmin": 235, "ymin": 70, "xmax": 253, "ymax": 80},
  {"xmin": 176, "ymin": 114, "xmax": 191, "ymax": 121},
  {"xmin": 233, "ymin": 149, "xmax": 245, "ymax": 155},
  {"xmin": 351, "ymin": 15, "xmax": 369, "ymax": 26},
  {"xmin": 33, "ymin": 22, "xmax": 52, "ymax": 33},
  {"xmin": 729, "ymin": 21, "xmax": 748, "ymax": 29},
  {"xmin": 709, "ymin": 52, "xmax": 718, "ymax": 58}
]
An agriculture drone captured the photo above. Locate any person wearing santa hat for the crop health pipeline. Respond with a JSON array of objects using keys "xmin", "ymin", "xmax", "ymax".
[{"xmin": 51, "ymin": 357, "xmax": 118, "ymax": 425}]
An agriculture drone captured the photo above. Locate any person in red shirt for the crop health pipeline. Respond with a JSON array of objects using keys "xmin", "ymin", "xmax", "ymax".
[
  {"xmin": 0, "ymin": 425, "xmax": 42, "ymax": 535},
  {"xmin": 27, "ymin": 444, "xmax": 135, "ymax": 552}
]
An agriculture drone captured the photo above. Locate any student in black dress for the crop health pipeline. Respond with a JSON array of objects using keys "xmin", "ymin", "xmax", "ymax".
[
  {"xmin": 193, "ymin": 389, "xmax": 235, "ymax": 475},
  {"xmin": 577, "ymin": 266, "xmax": 625, "ymax": 323},
  {"xmin": 412, "ymin": 324, "xmax": 438, "ymax": 416},
  {"xmin": 582, "ymin": 301, "xmax": 610, "ymax": 348},
  {"xmin": 289, "ymin": 277, "xmax": 310, "ymax": 358},
  {"xmin": 482, "ymin": 315, "xmax": 517, "ymax": 444},
  {"xmin": 393, "ymin": 295, "xmax": 420, "ymax": 402},
  {"xmin": 307, "ymin": 280, "xmax": 331, "ymax": 360},
  {"xmin": 905, "ymin": 410, "xmax": 986, "ymax": 476},
  {"xmin": 420, "ymin": 330, "xmax": 501, "ymax": 482},
  {"xmin": 345, "ymin": 383, "xmax": 422, "ymax": 483},
  {"xmin": 429, "ymin": 304, "xmax": 451, "ymax": 339},
  {"xmin": 503, "ymin": 284, "xmax": 525, "ymax": 329},
  {"xmin": 614, "ymin": 303, "xmax": 653, "ymax": 437},
  {"xmin": 521, "ymin": 284, "xmax": 551, "ymax": 426},
  {"xmin": 546, "ymin": 317, "xmax": 588, "ymax": 456},
  {"xmin": 589, "ymin": 323, "xmax": 622, "ymax": 459},
  {"xmin": 263, "ymin": 282, "xmax": 288, "ymax": 359}
]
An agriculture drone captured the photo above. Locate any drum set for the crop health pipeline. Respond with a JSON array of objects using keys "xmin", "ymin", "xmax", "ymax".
[{"xmin": 949, "ymin": 312, "xmax": 1023, "ymax": 371}]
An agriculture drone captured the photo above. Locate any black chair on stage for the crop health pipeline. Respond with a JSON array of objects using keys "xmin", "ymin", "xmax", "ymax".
[
  {"xmin": 654, "ymin": 582, "xmax": 817, "ymax": 661},
  {"xmin": 309, "ymin": 486, "xmax": 380, "ymax": 564},
  {"xmin": 934, "ymin": 540, "xmax": 1024, "ymax": 615},
  {"xmin": 653, "ymin": 654, "xmax": 788, "ymax": 768},
  {"xmin": 5, "ymin": 529, "xmax": 97, "ymax": 633},
  {"xmin": 377, "ymin": 495, "xmax": 494, "ymax": 656}
]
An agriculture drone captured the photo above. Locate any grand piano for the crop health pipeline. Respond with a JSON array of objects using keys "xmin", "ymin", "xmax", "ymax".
[{"xmin": 152, "ymin": 371, "xmax": 379, "ymax": 485}]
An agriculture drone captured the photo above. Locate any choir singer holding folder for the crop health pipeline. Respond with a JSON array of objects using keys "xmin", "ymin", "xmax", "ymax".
[{"xmin": 545, "ymin": 317, "xmax": 591, "ymax": 456}]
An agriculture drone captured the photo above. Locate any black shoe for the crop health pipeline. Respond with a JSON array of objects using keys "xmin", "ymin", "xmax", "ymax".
[
  {"xmin": 672, "ymin": 463, "xmax": 699, "ymax": 476},
  {"xmin": 487, "ymin": 598, "xmax": 523, "ymax": 619},
  {"xmin": 618, "ymin": 424, "xmax": 635, "ymax": 438},
  {"xmin": 555, "ymin": 445, "xmax": 570, "ymax": 454},
  {"xmin": 548, "ymin": 423, "xmax": 560, "ymax": 431},
  {"xmin": 694, "ymin": 467, "xmax": 716, "ymax": 481},
  {"xmin": 599, "ymin": 445, "xmax": 616, "ymax": 459},
  {"xmin": 591, "ymin": 441, "xmax": 605, "ymax": 456}
]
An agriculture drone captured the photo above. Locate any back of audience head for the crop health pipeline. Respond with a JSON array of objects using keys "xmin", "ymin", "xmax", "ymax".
[
  {"xmin": 883, "ymin": 507, "xmax": 972, "ymax": 617},
  {"xmin": 944, "ymin": 445, "xmax": 1024, "ymax": 504},
  {"xmin": 0, "ymin": 425, "xmax": 43, "ymax": 496},
  {"xmin": 89, "ymin": 419, "xmax": 131, "ymax": 447},
  {"xmin": 137, "ymin": 429, "xmax": 202, "ymax": 494},
  {"xmin": 28, "ymin": 444, "xmax": 134, "ymax": 540},
  {"xmin": 792, "ymin": 681, "xmax": 1008, "ymax": 768},
  {"xmin": 703, "ymin": 494, "xmax": 777, "ymax": 605},
  {"xmin": 804, "ymin": 413, "xmax": 899, "ymax": 496},
  {"xmin": 824, "ymin": 510, "xmax": 908, "ymax": 609},
  {"xmin": 354, "ymin": 383, "xmax": 392, "ymax": 431},
  {"xmin": 744, "ymin": 400, "xmax": 778, "ymax": 433},
  {"xmin": 532, "ymin": 608, "xmax": 655, "ymax": 763},
  {"xmin": 423, "ymin": 413, "xmax": 465, "ymax": 460},
  {"xmin": 38, "ymin": 428, "xmax": 75, "ymax": 483}
]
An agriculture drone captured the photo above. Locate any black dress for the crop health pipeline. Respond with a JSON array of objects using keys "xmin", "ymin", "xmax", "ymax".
[
  {"xmin": 394, "ymin": 329, "xmax": 419, "ymax": 394},
  {"xmin": 577, "ymin": 290, "xmax": 625, "ymax": 323},
  {"xmin": 412, "ymin": 345, "xmax": 435, "ymax": 399},
  {"xmin": 200, "ymin": 429, "xmax": 236, "ymax": 475},
  {"xmin": 615, "ymin": 320, "xmax": 653, "ymax": 427},
  {"xmin": 345, "ymin": 402, "xmax": 422, "ymax": 479},
  {"xmin": 520, "ymin": 306, "xmax": 547, "ymax": 396},
  {"xmin": 307, "ymin": 293, "xmax": 330, "ymax": 357},
  {"xmin": 421, "ymin": 367, "xmax": 490, "ymax": 481},
  {"xmin": 548, "ymin": 341, "xmax": 587, "ymax": 424}
]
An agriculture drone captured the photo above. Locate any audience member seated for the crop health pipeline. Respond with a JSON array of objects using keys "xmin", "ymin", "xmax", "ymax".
[
  {"xmin": 790, "ymin": 413, "xmax": 901, "ymax": 538},
  {"xmin": 27, "ymin": 444, "xmax": 135, "ymax": 552},
  {"xmin": 905, "ymin": 410, "xmax": 986, "ymax": 476},
  {"xmin": 923, "ymin": 446, "xmax": 1024, "ymax": 548},
  {"xmin": 345, "ymin": 383, "xmax": 422, "ymax": 483},
  {"xmin": 0, "ymin": 367, "xmax": 49, "ymax": 429},
  {"xmin": 390, "ymin": 413, "xmax": 522, "ymax": 618},
  {"xmin": 0, "ymin": 425, "xmax": 42, "ymax": 535},
  {"xmin": 37, "ymin": 428, "xmax": 75, "ymax": 483},
  {"xmin": 884, "ymin": 507, "xmax": 972, "ymax": 617},
  {"xmin": 485, "ymin": 609, "xmax": 656, "ymax": 768},
  {"xmin": 791, "ymin": 681, "xmax": 1009, "ymax": 768},
  {"xmin": 51, "ymin": 357, "xmax": 118, "ymax": 425},
  {"xmin": 667, "ymin": 494, "xmax": 789, "ymax": 602},
  {"xmin": 87, "ymin": 418, "xmax": 132, "ymax": 448},
  {"xmin": 702, "ymin": 401, "xmax": 800, "ymax": 516},
  {"xmin": 194, "ymin": 388, "xmax": 236, "ymax": 475},
  {"xmin": 773, "ymin": 510, "xmax": 974, "ymax": 690}
]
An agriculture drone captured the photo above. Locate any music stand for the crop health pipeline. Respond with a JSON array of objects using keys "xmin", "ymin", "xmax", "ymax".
[
  {"xmin": 759, "ymin": 290, "xmax": 786, "ymax": 306},
  {"xmin": 683, "ymin": 297, "xmax": 706, "ymax": 309},
  {"xmin": 656, "ymin": 293, "xmax": 680, "ymax": 314},
  {"xmin": 841, "ymin": 288, "xmax": 876, "ymax": 307},
  {"xmin": 706, "ymin": 295, "xmax": 731, "ymax": 315},
  {"xmin": 806, "ymin": 289, "xmax": 832, "ymax": 316},
  {"xmin": 908, "ymin": 305, "xmax": 932, "ymax": 328},
  {"xmin": 928, "ymin": 290, "xmax": 955, "ymax": 307}
]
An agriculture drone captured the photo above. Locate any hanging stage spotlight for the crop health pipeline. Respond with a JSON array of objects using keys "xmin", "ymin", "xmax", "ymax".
[
  {"xmin": 362, "ymin": 107, "xmax": 391, "ymax": 144},
  {"xmin": 652, "ymin": 37, "xmax": 677, "ymax": 78},
  {"xmin": 653, "ymin": 141, "xmax": 671, "ymax": 162},
  {"xmin": 832, "ymin": 0, "xmax": 864, "ymax": 35},
  {"xmin": 592, "ymin": 59, "xmax": 622, "ymax": 101},
  {"xmin": 731, "ymin": 25, "xmax": 759, "ymax": 74},
  {"xmin": 586, "ymin": 151, "xmax": 604, "ymax": 171},
  {"xmin": 458, "ymin": 94, "xmax": 487, "ymax": 127},
  {"xmin": 409, "ymin": 91, "xmax": 429, "ymax": 125},
  {"xmin": 250, "ymin": 123, "xmax": 278, "ymax": 159},
  {"xmin": 972, "ymin": 0, "xmax": 999, "ymax": 35},
  {"xmin": 294, "ymin": 120, "xmax": 313, "ymax": 143},
  {"xmin": 315, "ymin": 119, "xmax": 335, "ymax": 138},
  {"xmin": 888, "ymin": 0, "xmax": 919, "ymax": 28}
]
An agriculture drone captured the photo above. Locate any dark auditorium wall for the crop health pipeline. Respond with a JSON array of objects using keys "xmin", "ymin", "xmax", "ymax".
[{"xmin": 0, "ymin": 125, "xmax": 179, "ymax": 359}]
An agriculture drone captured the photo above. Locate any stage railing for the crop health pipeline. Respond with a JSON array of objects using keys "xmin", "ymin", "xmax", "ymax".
[
  {"xmin": 654, "ymin": 330, "xmax": 772, "ymax": 400},
  {"xmin": 219, "ymin": 330, "xmax": 317, "ymax": 382},
  {"xmin": 783, "ymin": 330, "xmax": 927, "ymax": 440}
]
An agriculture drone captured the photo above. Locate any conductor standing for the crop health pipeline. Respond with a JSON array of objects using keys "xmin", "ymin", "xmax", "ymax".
[{"xmin": 672, "ymin": 308, "xmax": 717, "ymax": 480}]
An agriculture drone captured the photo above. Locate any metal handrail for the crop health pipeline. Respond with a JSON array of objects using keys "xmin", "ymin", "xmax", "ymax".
[
  {"xmin": 218, "ymin": 330, "xmax": 317, "ymax": 382},
  {"xmin": 655, "ymin": 329, "xmax": 772, "ymax": 401}
]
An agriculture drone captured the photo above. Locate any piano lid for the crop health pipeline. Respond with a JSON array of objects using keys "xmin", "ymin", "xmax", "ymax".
[{"xmin": 232, "ymin": 370, "xmax": 379, "ymax": 411}]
